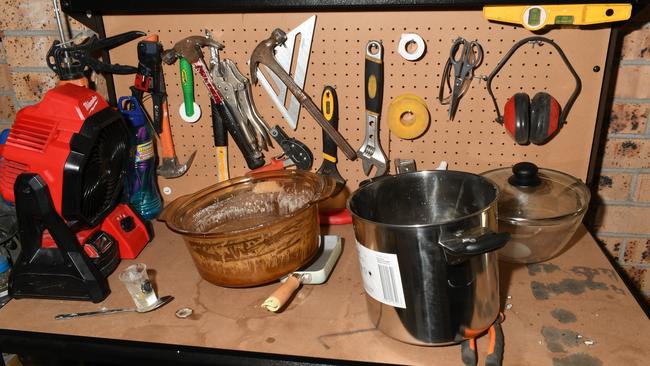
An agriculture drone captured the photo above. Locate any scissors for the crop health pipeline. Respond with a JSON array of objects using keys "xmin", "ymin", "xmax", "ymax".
[{"xmin": 443, "ymin": 38, "xmax": 484, "ymax": 120}]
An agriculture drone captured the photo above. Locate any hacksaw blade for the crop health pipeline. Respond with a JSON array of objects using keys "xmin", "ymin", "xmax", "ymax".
[{"xmin": 256, "ymin": 15, "xmax": 316, "ymax": 130}]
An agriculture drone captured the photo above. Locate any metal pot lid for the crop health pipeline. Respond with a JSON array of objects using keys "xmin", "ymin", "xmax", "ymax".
[{"xmin": 481, "ymin": 162, "xmax": 590, "ymax": 222}]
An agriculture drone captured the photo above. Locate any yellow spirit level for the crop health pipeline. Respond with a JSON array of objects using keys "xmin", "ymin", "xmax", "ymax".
[{"xmin": 483, "ymin": 4, "xmax": 632, "ymax": 31}]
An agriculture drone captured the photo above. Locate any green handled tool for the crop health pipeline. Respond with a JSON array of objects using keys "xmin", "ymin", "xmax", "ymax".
[{"xmin": 179, "ymin": 57, "xmax": 201, "ymax": 122}]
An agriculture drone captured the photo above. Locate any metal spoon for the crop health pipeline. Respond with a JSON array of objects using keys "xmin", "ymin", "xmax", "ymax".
[{"xmin": 54, "ymin": 296, "xmax": 174, "ymax": 320}]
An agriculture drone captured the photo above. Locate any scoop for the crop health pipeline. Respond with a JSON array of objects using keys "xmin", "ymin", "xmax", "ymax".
[{"xmin": 54, "ymin": 295, "xmax": 174, "ymax": 320}]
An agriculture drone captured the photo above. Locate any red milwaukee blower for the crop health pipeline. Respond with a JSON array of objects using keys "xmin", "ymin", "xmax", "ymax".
[{"xmin": 0, "ymin": 31, "xmax": 151, "ymax": 303}]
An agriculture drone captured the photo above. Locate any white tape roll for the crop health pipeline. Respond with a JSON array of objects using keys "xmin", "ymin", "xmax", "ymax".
[
  {"xmin": 398, "ymin": 33, "xmax": 426, "ymax": 61},
  {"xmin": 179, "ymin": 102, "xmax": 201, "ymax": 123}
]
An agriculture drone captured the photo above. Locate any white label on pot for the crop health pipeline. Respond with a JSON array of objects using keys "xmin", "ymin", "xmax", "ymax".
[{"xmin": 356, "ymin": 241, "xmax": 406, "ymax": 309}]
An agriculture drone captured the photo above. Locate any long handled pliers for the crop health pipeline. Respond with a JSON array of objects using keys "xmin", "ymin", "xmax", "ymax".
[{"xmin": 461, "ymin": 313, "xmax": 505, "ymax": 366}]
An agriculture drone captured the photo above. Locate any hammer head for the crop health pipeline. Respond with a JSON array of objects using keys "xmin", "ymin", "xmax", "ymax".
[
  {"xmin": 249, "ymin": 28, "xmax": 288, "ymax": 85},
  {"xmin": 163, "ymin": 35, "xmax": 225, "ymax": 65}
]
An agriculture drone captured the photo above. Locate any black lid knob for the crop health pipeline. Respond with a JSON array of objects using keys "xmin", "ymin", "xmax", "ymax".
[{"xmin": 508, "ymin": 162, "xmax": 541, "ymax": 187}]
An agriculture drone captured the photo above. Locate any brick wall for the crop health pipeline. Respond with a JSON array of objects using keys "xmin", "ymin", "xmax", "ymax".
[
  {"xmin": 0, "ymin": 0, "xmax": 104, "ymax": 128},
  {"xmin": 0, "ymin": 2, "xmax": 649, "ymax": 307},
  {"xmin": 591, "ymin": 10, "xmax": 650, "ymax": 307}
]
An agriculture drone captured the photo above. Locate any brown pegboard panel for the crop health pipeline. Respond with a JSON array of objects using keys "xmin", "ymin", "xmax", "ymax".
[{"xmin": 104, "ymin": 11, "xmax": 610, "ymax": 203}]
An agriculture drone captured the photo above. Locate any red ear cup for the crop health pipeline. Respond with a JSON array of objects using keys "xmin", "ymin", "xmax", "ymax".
[
  {"xmin": 530, "ymin": 92, "xmax": 561, "ymax": 145},
  {"xmin": 504, "ymin": 93, "xmax": 531, "ymax": 145}
]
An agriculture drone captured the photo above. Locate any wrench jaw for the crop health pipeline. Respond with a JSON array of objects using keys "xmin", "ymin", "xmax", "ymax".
[
  {"xmin": 361, "ymin": 157, "xmax": 388, "ymax": 177},
  {"xmin": 358, "ymin": 113, "xmax": 389, "ymax": 177}
]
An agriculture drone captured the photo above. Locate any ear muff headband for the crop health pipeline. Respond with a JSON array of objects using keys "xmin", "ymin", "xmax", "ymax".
[{"xmin": 485, "ymin": 36, "xmax": 582, "ymax": 128}]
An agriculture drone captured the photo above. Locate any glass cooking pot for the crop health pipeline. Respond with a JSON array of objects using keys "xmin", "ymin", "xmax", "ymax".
[
  {"xmin": 160, "ymin": 170, "xmax": 337, "ymax": 287},
  {"xmin": 481, "ymin": 162, "xmax": 591, "ymax": 263}
]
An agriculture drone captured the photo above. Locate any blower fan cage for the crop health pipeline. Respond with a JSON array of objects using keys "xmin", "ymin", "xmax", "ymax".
[{"xmin": 68, "ymin": 114, "xmax": 131, "ymax": 227}]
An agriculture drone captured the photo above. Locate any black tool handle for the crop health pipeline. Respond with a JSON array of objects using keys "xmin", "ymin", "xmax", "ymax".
[
  {"xmin": 215, "ymin": 100, "xmax": 264, "ymax": 169},
  {"xmin": 150, "ymin": 93, "xmax": 164, "ymax": 134},
  {"xmin": 321, "ymin": 86, "xmax": 339, "ymax": 161},
  {"xmin": 485, "ymin": 320, "xmax": 505, "ymax": 366},
  {"xmin": 211, "ymin": 99, "xmax": 227, "ymax": 148},
  {"xmin": 365, "ymin": 42, "xmax": 384, "ymax": 115},
  {"xmin": 460, "ymin": 338, "xmax": 477, "ymax": 366}
]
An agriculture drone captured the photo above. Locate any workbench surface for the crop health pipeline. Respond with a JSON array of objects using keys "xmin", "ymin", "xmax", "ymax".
[{"xmin": 0, "ymin": 223, "xmax": 648, "ymax": 365}]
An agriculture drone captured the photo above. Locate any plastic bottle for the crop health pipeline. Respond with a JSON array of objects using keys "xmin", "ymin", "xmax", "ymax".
[
  {"xmin": 119, "ymin": 96, "xmax": 162, "ymax": 220},
  {"xmin": 0, "ymin": 256, "xmax": 11, "ymax": 305}
]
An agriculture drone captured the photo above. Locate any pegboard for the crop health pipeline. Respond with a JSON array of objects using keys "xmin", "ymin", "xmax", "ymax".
[{"xmin": 104, "ymin": 11, "xmax": 610, "ymax": 203}]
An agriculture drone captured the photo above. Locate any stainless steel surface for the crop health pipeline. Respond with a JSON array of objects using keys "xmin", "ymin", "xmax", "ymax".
[
  {"xmin": 347, "ymin": 170, "xmax": 502, "ymax": 345},
  {"xmin": 359, "ymin": 112, "xmax": 388, "ymax": 176},
  {"xmin": 54, "ymin": 295, "xmax": 174, "ymax": 320},
  {"xmin": 394, "ymin": 159, "xmax": 416, "ymax": 174}
]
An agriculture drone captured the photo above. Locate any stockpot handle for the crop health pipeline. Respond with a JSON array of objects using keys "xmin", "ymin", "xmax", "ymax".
[{"xmin": 439, "ymin": 230, "xmax": 510, "ymax": 264}]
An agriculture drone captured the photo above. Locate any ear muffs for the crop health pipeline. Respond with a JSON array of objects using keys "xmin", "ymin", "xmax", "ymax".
[
  {"xmin": 504, "ymin": 93, "xmax": 531, "ymax": 144},
  {"xmin": 485, "ymin": 37, "xmax": 582, "ymax": 146},
  {"xmin": 530, "ymin": 92, "xmax": 561, "ymax": 145}
]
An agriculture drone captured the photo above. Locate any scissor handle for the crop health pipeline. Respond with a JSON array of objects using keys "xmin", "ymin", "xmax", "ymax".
[
  {"xmin": 465, "ymin": 41, "xmax": 483, "ymax": 67},
  {"xmin": 449, "ymin": 38, "xmax": 467, "ymax": 64}
]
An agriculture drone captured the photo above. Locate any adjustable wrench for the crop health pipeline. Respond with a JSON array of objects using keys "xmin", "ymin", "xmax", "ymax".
[{"xmin": 358, "ymin": 40, "xmax": 388, "ymax": 177}]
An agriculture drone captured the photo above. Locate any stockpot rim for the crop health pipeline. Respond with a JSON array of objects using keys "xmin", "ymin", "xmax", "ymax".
[{"xmin": 346, "ymin": 170, "xmax": 500, "ymax": 229}]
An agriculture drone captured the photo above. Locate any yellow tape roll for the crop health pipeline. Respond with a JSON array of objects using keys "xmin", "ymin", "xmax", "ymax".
[{"xmin": 388, "ymin": 94, "xmax": 430, "ymax": 140}]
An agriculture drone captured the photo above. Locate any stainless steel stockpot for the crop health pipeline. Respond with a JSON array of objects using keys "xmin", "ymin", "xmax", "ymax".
[{"xmin": 347, "ymin": 170, "xmax": 509, "ymax": 346}]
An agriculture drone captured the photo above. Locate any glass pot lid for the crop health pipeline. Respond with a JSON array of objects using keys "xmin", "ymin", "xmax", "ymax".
[{"xmin": 481, "ymin": 162, "xmax": 591, "ymax": 223}]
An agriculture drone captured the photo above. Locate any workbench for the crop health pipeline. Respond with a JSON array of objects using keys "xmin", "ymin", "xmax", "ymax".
[{"xmin": 0, "ymin": 223, "xmax": 647, "ymax": 365}]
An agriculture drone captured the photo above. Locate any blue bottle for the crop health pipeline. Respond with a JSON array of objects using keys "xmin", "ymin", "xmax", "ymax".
[{"xmin": 118, "ymin": 96, "xmax": 162, "ymax": 220}]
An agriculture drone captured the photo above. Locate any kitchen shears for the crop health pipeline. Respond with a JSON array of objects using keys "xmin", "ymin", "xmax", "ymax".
[{"xmin": 439, "ymin": 37, "xmax": 484, "ymax": 120}]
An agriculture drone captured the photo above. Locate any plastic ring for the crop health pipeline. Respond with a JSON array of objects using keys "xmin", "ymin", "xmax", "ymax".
[
  {"xmin": 388, "ymin": 94, "xmax": 430, "ymax": 140},
  {"xmin": 179, "ymin": 102, "xmax": 201, "ymax": 123},
  {"xmin": 398, "ymin": 33, "xmax": 426, "ymax": 61}
]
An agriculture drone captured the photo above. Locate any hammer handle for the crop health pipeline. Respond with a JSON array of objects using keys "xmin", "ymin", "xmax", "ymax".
[
  {"xmin": 160, "ymin": 102, "xmax": 176, "ymax": 159},
  {"xmin": 298, "ymin": 90, "xmax": 356, "ymax": 160},
  {"xmin": 253, "ymin": 58, "xmax": 356, "ymax": 160}
]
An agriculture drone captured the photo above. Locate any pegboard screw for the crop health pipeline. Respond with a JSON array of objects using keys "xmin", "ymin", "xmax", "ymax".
[{"xmin": 593, "ymin": 66, "xmax": 601, "ymax": 72}]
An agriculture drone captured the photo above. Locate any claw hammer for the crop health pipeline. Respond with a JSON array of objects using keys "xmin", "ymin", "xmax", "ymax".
[
  {"xmin": 163, "ymin": 36, "xmax": 265, "ymax": 170},
  {"xmin": 131, "ymin": 34, "xmax": 196, "ymax": 179},
  {"xmin": 250, "ymin": 29, "xmax": 357, "ymax": 161}
]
